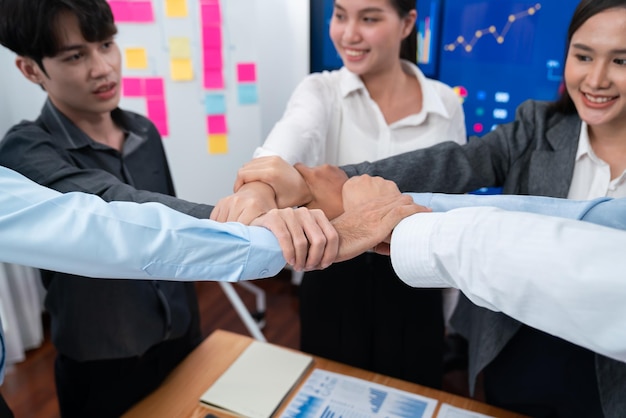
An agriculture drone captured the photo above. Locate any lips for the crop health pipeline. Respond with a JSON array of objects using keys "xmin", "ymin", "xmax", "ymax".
[
  {"xmin": 92, "ymin": 82, "xmax": 118, "ymax": 100},
  {"xmin": 344, "ymin": 48, "xmax": 366, "ymax": 57},
  {"xmin": 582, "ymin": 92, "xmax": 618, "ymax": 104},
  {"xmin": 93, "ymin": 82, "xmax": 116, "ymax": 94}
]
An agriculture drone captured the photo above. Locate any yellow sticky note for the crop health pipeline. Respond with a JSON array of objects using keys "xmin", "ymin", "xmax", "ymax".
[
  {"xmin": 166, "ymin": 0, "xmax": 188, "ymax": 18},
  {"xmin": 125, "ymin": 47, "xmax": 148, "ymax": 69},
  {"xmin": 208, "ymin": 134, "xmax": 228, "ymax": 154},
  {"xmin": 170, "ymin": 58, "xmax": 194, "ymax": 81},
  {"xmin": 169, "ymin": 37, "xmax": 191, "ymax": 59}
]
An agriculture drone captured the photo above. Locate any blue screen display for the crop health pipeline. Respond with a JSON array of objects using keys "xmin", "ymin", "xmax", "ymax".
[{"xmin": 435, "ymin": 0, "xmax": 579, "ymax": 135}]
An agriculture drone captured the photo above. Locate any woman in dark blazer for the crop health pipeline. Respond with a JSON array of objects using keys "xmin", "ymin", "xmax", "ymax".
[{"xmin": 340, "ymin": 1, "xmax": 626, "ymax": 416}]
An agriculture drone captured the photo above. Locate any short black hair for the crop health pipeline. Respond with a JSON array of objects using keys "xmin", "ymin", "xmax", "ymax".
[{"xmin": 0, "ymin": 0, "xmax": 117, "ymax": 69}]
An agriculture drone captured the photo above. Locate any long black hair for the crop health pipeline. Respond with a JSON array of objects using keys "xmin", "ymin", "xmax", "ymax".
[{"xmin": 389, "ymin": 0, "xmax": 417, "ymax": 62}]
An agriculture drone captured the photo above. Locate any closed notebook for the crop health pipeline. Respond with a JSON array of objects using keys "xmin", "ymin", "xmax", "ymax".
[{"xmin": 199, "ymin": 340, "xmax": 314, "ymax": 418}]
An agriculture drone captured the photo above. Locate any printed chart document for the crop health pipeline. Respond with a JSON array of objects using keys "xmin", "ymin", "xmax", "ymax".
[
  {"xmin": 279, "ymin": 369, "xmax": 438, "ymax": 418},
  {"xmin": 200, "ymin": 340, "xmax": 313, "ymax": 418},
  {"xmin": 436, "ymin": 403, "xmax": 495, "ymax": 418}
]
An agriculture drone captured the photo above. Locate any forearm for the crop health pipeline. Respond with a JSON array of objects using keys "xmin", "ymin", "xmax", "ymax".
[
  {"xmin": 0, "ymin": 129, "xmax": 214, "ymax": 219},
  {"xmin": 391, "ymin": 207, "xmax": 626, "ymax": 362},
  {"xmin": 409, "ymin": 193, "xmax": 615, "ymax": 224},
  {"xmin": 0, "ymin": 167, "xmax": 284, "ymax": 281}
]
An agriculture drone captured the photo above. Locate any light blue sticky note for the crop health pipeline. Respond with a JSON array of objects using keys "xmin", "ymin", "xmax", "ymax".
[
  {"xmin": 204, "ymin": 93, "xmax": 226, "ymax": 115},
  {"xmin": 237, "ymin": 83, "xmax": 258, "ymax": 105}
]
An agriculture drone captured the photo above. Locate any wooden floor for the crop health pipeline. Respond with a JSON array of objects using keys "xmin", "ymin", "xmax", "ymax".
[{"xmin": 0, "ymin": 271, "xmax": 470, "ymax": 417}]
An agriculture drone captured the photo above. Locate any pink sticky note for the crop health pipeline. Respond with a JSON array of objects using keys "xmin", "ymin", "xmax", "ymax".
[
  {"xmin": 153, "ymin": 119, "xmax": 169, "ymax": 137},
  {"xmin": 109, "ymin": 1, "xmax": 132, "ymax": 22},
  {"xmin": 145, "ymin": 77, "xmax": 164, "ymax": 97},
  {"xmin": 207, "ymin": 115, "xmax": 227, "ymax": 134},
  {"xmin": 122, "ymin": 77, "xmax": 144, "ymax": 97},
  {"xmin": 147, "ymin": 99, "xmax": 167, "ymax": 120},
  {"xmin": 130, "ymin": 1, "xmax": 154, "ymax": 23},
  {"xmin": 203, "ymin": 48, "xmax": 222, "ymax": 70},
  {"xmin": 201, "ymin": 2, "xmax": 221, "ymax": 24},
  {"xmin": 202, "ymin": 26, "xmax": 222, "ymax": 48},
  {"xmin": 236, "ymin": 63, "xmax": 256, "ymax": 83},
  {"xmin": 204, "ymin": 70, "xmax": 224, "ymax": 89}
]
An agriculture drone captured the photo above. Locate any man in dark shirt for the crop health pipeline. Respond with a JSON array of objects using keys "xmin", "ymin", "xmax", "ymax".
[{"xmin": 0, "ymin": 0, "xmax": 215, "ymax": 416}]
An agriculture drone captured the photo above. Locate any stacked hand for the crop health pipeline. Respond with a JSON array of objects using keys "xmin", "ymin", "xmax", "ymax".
[
  {"xmin": 212, "ymin": 156, "xmax": 429, "ymax": 271},
  {"xmin": 251, "ymin": 207, "xmax": 338, "ymax": 272},
  {"xmin": 332, "ymin": 175, "xmax": 429, "ymax": 261}
]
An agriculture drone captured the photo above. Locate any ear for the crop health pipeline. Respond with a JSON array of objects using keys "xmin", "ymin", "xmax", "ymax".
[
  {"xmin": 15, "ymin": 56, "xmax": 47, "ymax": 85},
  {"xmin": 401, "ymin": 10, "xmax": 417, "ymax": 39}
]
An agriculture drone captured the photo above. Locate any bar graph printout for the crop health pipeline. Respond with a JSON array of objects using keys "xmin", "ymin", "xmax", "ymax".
[{"xmin": 279, "ymin": 369, "xmax": 437, "ymax": 418}]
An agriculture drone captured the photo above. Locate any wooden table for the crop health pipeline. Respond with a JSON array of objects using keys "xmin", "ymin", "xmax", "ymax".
[{"xmin": 123, "ymin": 330, "xmax": 527, "ymax": 418}]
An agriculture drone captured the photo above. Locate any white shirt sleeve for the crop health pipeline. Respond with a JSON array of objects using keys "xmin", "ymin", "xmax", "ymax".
[
  {"xmin": 253, "ymin": 73, "xmax": 336, "ymax": 166},
  {"xmin": 390, "ymin": 207, "xmax": 626, "ymax": 363}
]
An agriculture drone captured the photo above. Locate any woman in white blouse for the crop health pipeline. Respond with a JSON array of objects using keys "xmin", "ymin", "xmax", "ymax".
[{"xmin": 214, "ymin": 0, "xmax": 466, "ymax": 388}]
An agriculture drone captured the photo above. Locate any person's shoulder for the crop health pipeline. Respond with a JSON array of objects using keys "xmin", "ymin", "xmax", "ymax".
[
  {"xmin": 515, "ymin": 99, "xmax": 561, "ymax": 123},
  {"xmin": 299, "ymin": 69, "xmax": 343, "ymax": 88},
  {"xmin": 2, "ymin": 118, "xmax": 47, "ymax": 142},
  {"xmin": 408, "ymin": 63, "xmax": 459, "ymax": 105}
]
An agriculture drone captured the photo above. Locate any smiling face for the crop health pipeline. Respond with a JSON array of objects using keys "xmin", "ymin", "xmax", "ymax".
[
  {"xmin": 16, "ymin": 11, "xmax": 121, "ymax": 123},
  {"xmin": 564, "ymin": 7, "xmax": 626, "ymax": 134},
  {"xmin": 329, "ymin": 0, "xmax": 415, "ymax": 77}
]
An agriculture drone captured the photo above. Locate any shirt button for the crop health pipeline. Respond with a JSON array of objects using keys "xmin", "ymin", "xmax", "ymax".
[{"xmin": 259, "ymin": 269, "xmax": 269, "ymax": 276}]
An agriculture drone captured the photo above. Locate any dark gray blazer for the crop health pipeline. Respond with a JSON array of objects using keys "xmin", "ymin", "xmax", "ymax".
[{"xmin": 343, "ymin": 99, "xmax": 626, "ymax": 417}]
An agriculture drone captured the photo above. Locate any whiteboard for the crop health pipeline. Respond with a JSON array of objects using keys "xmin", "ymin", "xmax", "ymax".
[{"xmin": 0, "ymin": 0, "xmax": 309, "ymax": 205}]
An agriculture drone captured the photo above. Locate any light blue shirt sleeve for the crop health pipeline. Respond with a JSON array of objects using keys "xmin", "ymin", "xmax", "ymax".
[
  {"xmin": 0, "ymin": 166, "xmax": 286, "ymax": 383},
  {"xmin": 409, "ymin": 193, "xmax": 622, "ymax": 228}
]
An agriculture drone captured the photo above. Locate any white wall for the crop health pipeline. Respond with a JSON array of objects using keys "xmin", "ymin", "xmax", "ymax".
[{"xmin": 0, "ymin": 0, "xmax": 309, "ymax": 205}]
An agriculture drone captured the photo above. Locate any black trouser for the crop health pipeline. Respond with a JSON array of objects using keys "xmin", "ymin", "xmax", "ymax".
[
  {"xmin": 0, "ymin": 394, "xmax": 13, "ymax": 418},
  {"xmin": 55, "ymin": 326, "xmax": 200, "ymax": 418},
  {"xmin": 483, "ymin": 325, "xmax": 603, "ymax": 418},
  {"xmin": 300, "ymin": 252, "xmax": 445, "ymax": 388}
]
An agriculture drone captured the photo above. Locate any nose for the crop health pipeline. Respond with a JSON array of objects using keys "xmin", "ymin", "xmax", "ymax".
[
  {"xmin": 586, "ymin": 60, "xmax": 611, "ymax": 90},
  {"xmin": 342, "ymin": 20, "xmax": 361, "ymax": 44},
  {"xmin": 89, "ymin": 50, "xmax": 113, "ymax": 79}
]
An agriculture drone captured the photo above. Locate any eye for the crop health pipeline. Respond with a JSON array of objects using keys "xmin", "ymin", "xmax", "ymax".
[
  {"xmin": 613, "ymin": 58, "xmax": 626, "ymax": 66},
  {"xmin": 64, "ymin": 52, "xmax": 83, "ymax": 62},
  {"xmin": 333, "ymin": 11, "xmax": 345, "ymax": 21},
  {"xmin": 574, "ymin": 54, "xmax": 591, "ymax": 62},
  {"xmin": 362, "ymin": 16, "xmax": 379, "ymax": 23}
]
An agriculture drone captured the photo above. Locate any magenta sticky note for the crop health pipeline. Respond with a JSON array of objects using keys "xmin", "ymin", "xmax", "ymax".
[
  {"xmin": 130, "ymin": 1, "xmax": 154, "ymax": 23},
  {"xmin": 122, "ymin": 77, "xmax": 144, "ymax": 97},
  {"xmin": 109, "ymin": 1, "xmax": 132, "ymax": 22},
  {"xmin": 147, "ymin": 99, "xmax": 167, "ymax": 120},
  {"xmin": 203, "ymin": 48, "xmax": 222, "ymax": 70},
  {"xmin": 207, "ymin": 115, "xmax": 227, "ymax": 134},
  {"xmin": 237, "ymin": 63, "xmax": 256, "ymax": 83},
  {"xmin": 201, "ymin": 2, "xmax": 221, "ymax": 24},
  {"xmin": 204, "ymin": 70, "xmax": 224, "ymax": 89},
  {"xmin": 202, "ymin": 26, "xmax": 222, "ymax": 48},
  {"xmin": 145, "ymin": 77, "xmax": 164, "ymax": 97},
  {"xmin": 154, "ymin": 119, "xmax": 169, "ymax": 137}
]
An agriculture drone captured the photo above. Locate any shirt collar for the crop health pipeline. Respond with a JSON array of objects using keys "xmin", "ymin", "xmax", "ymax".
[
  {"xmin": 39, "ymin": 98, "xmax": 142, "ymax": 155},
  {"xmin": 337, "ymin": 60, "xmax": 451, "ymax": 119},
  {"xmin": 575, "ymin": 121, "xmax": 601, "ymax": 164}
]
